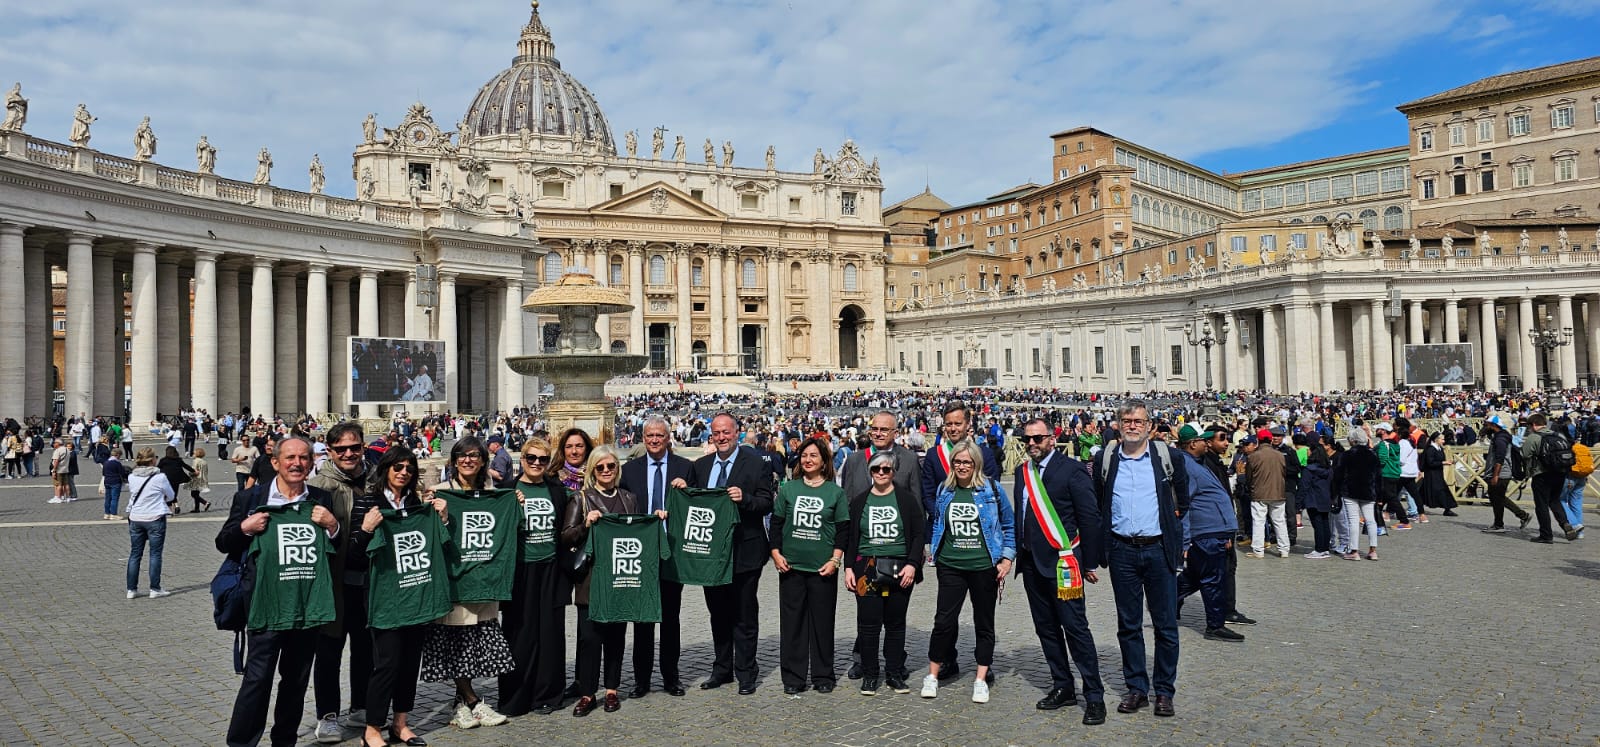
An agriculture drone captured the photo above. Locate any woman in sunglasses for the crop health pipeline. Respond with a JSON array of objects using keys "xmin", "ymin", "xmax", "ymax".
[
  {"xmin": 498, "ymin": 436, "xmax": 572, "ymax": 717},
  {"xmin": 842, "ymin": 451, "xmax": 925, "ymax": 697},
  {"xmin": 921, "ymin": 440, "xmax": 1014, "ymax": 703},
  {"xmin": 559, "ymin": 444, "xmax": 639, "ymax": 716}
]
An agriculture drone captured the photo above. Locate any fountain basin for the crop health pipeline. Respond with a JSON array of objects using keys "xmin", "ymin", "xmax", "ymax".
[{"xmin": 507, "ymin": 353, "xmax": 649, "ymax": 402}]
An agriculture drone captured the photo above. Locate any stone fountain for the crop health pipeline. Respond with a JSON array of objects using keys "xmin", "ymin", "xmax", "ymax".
[{"xmin": 505, "ymin": 268, "xmax": 647, "ymax": 441}]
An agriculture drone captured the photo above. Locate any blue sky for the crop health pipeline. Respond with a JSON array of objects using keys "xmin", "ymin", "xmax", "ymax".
[{"xmin": 2, "ymin": 0, "xmax": 1596, "ymax": 206}]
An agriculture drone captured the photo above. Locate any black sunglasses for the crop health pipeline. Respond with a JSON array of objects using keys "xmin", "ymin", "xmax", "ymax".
[
  {"xmin": 523, "ymin": 454, "xmax": 551, "ymax": 464},
  {"xmin": 869, "ymin": 465, "xmax": 894, "ymax": 474},
  {"xmin": 329, "ymin": 443, "xmax": 363, "ymax": 454},
  {"xmin": 1024, "ymin": 434, "xmax": 1051, "ymax": 443}
]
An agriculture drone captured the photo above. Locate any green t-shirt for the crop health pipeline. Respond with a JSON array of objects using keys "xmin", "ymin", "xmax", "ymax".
[
  {"xmin": 436, "ymin": 488, "xmax": 521, "ymax": 603},
  {"xmin": 514, "ymin": 482, "xmax": 559, "ymax": 563},
  {"xmin": 664, "ymin": 488, "xmax": 737, "ymax": 586},
  {"xmin": 937, "ymin": 487, "xmax": 992, "ymax": 571},
  {"xmin": 861, "ymin": 490, "xmax": 907, "ymax": 558},
  {"xmin": 246, "ymin": 501, "xmax": 337, "ymax": 632},
  {"xmin": 366, "ymin": 508, "xmax": 456, "ymax": 629},
  {"xmin": 774, "ymin": 479, "xmax": 849, "ymax": 572},
  {"xmin": 585, "ymin": 514, "xmax": 669, "ymax": 623}
]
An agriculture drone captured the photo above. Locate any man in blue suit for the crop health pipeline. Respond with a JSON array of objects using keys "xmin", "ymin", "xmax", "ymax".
[{"xmin": 1013, "ymin": 418, "xmax": 1106, "ymax": 726}]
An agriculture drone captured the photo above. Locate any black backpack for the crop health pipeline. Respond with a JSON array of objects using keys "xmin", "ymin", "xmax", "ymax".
[{"xmin": 1539, "ymin": 430, "xmax": 1576, "ymax": 473}]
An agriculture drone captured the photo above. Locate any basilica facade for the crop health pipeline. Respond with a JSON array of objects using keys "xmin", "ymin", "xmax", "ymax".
[{"xmin": 0, "ymin": 2, "xmax": 886, "ymax": 422}]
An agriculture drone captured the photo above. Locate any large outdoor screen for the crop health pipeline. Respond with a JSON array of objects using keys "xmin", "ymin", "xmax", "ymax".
[
  {"xmin": 348, "ymin": 337, "xmax": 447, "ymax": 404},
  {"xmin": 1403, "ymin": 343, "xmax": 1474, "ymax": 386},
  {"xmin": 966, "ymin": 367, "xmax": 998, "ymax": 387}
]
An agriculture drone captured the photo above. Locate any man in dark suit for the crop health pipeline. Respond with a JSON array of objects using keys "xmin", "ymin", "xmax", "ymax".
[
  {"xmin": 675, "ymin": 412, "xmax": 775, "ymax": 695},
  {"xmin": 1014, "ymin": 418, "xmax": 1106, "ymax": 726},
  {"xmin": 216, "ymin": 437, "xmax": 340, "ymax": 747},
  {"xmin": 916, "ymin": 402, "xmax": 1000, "ymax": 682},
  {"xmin": 1091, "ymin": 400, "xmax": 1190, "ymax": 720},
  {"xmin": 619, "ymin": 416, "xmax": 694, "ymax": 698}
]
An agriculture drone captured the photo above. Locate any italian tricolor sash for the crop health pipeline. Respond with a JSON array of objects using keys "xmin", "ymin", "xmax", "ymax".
[
  {"xmin": 935, "ymin": 439, "xmax": 952, "ymax": 474},
  {"xmin": 1023, "ymin": 461, "xmax": 1083, "ymax": 601},
  {"xmin": 863, "ymin": 445, "xmax": 876, "ymax": 464}
]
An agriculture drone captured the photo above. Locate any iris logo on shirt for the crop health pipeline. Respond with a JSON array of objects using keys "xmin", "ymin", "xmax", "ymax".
[
  {"xmin": 794, "ymin": 495, "xmax": 824, "ymax": 529},
  {"xmin": 612, "ymin": 536, "xmax": 643, "ymax": 575},
  {"xmin": 524, "ymin": 498, "xmax": 555, "ymax": 533},
  {"xmin": 948, "ymin": 502, "xmax": 980, "ymax": 536},
  {"xmin": 393, "ymin": 530, "xmax": 430, "ymax": 573},
  {"xmin": 684, "ymin": 506, "xmax": 716, "ymax": 543},
  {"xmin": 867, "ymin": 505, "xmax": 900, "ymax": 541},
  {"xmin": 278, "ymin": 523, "xmax": 319, "ymax": 565},
  {"xmin": 462, "ymin": 511, "xmax": 496, "ymax": 551}
]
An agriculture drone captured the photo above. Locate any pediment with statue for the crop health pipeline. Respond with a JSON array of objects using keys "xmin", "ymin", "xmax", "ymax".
[
  {"xmin": 819, "ymin": 139, "xmax": 882, "ymax": 186},
  {"xmin": 590, "ymin": 182, "xmax": 727, "ymax": 219},
  {"xmin": 383, "ymin": 102, "xmax": 455, "ymax": 153}
]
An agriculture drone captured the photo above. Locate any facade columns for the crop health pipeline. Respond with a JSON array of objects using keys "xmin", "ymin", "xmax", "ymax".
[
  {"xmin": 329, "ymin": 272, "xmax": 352, "ymax": 413},
  {"xmin": 190, "ymin": 251, "xmax": 220, "ymax": 415},
  {"xmin": 1503, "ymin": 301, "xmax": 1522, "ymax": 388},
  {"xmin": 766, "ymin": 251, "xmax": 783, "ymax": 370},
  {"xmin": 403, "ymin": 273, "xmax": 420, "ymax": 339},
  {"xmin": 708, "ymin": 246, "xmax": 726, "ymax": 363},
  {"xmin": 811, "ymin": 252, "xmax": 833, "ymax": 367},
  {"xmin": 248, "ymin": 260, "xmax": 275, "ymax": 417},
  {"xmin": 1319, "ymin": 301, "xmax": 1337, "ymax": 391},
  {"xmin": 501, "ymin": 279, "xmax": 524, "ymax": 409},
  {"xmin": 64, "ymin": 232, "xmax": 97, "ymax": 418},
  {"xmin": 1444, "ymin": 298, "xmax": 1460, "ymax": 344},
  {"xmin": 24, "ymin": 239, "xmax": 50, "ymax": 418},
  {"xmin": 1351, "ymin": 303, "xmax": 1372, "ymax": 390},
  {"xmin": 154, "ymin": 255, "xmax": 180, "ymax": 415},
  {"xmin": 674, "ymin": 244, "xmax": 691, "ymax": 369},
  {"xmin": 1408, "ymin": 299, "xmax": 1426, "ymax": 344},
  {"xmin": 1466, "ymin": 301, "xmax": 1482, "ymax": 385},
  {"xmin": 129, "ymin": 243, "xmax": 160, "ymax": 425},
  {"xmin": 1371, "ymin": 299, "xmax": 1392, "ymax": 390},
  {"xmin": 0, "ymin": 223, "xmax": 28, "ymax": 418},
  {"xmin": 274, "ymin": 268, "xmax": 300, "ymax": 415},
  {"xmin": 357, "ymin": 269, "xmax": 380, "ymax": 418},
  {"xmin": 91, "ymin": 247, "xmax": 116, "ymax": 416},
  {"xmin": 1428, "ymin": 302, "xmax": 1445, "ymax": 343},
  {"xmin": 1261, "ymin": 305, "xmax": 1281, "ymax": 393},
  {"xmin": 1557, "ymin": 295, "xmax": 1578, "ymax": 387},
  {"xmin": 724, "ymin": 250, "xmax": 739, "ymax": 361},
  {"xmin": 626, "ymin": 244, "xmax": 645, "ymax": 357},
  {"xmin": 438, "ymin": 273, "xmax": 459, "ymax": 408},
  {"xmin": 1284, "ymin": 302, "xmax": 1312, "ymax": 392},
  {"xmin": 216, "ymin": 264, "xmax": 242, "ymax": 413},
  {"xmin": 1518, "ymin": 297, "xmax": 1538, "ymax": 390},
  {"xmin": 1588, "ymin": 294, "xmax": 1600, "ymax": 383},
  {"xmin": 304, "ymin": 264, "xmax": 329, "ymax": 416}
]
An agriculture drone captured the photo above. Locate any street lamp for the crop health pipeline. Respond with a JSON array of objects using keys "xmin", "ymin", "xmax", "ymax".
[
  {"xmin": 1528, "ymin": 311, "xmax": 1573, "ymax": 388},
  {"xmin": 1184, "ymin": 318, "xmax": 1228, "ymax": 391}
]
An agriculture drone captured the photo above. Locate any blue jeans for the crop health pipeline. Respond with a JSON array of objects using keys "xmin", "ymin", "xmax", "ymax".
[
  {"xmin": 1561, "ymin": 477, "xmax": 1586, "ymax": 529},
  {"xmin": 127, "ymin": 518, "xmax": 167, "ymax": 592},
  {"xmin": 1107, "ymin": 539, "xmax": 1180, "ymax": 697},
  {"xmin": 104, "ymin": 483, "xmax": 123, "ymax": 515}
]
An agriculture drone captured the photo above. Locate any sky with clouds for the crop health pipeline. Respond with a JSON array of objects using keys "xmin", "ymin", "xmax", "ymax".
[{"xmin": 3, "ymin": 0, "xmax": 1597, "ymax": 207}]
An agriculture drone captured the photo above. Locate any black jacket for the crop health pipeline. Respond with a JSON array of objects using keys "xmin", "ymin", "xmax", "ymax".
[
  {"xmin": 620, "ymin": 450, "xmax": 694, "ymax": 513},
  {"xmin": 1013, "ymin": 453, "xmax": 1101, "ymax": 576},
  {"xmin": 215, "ymin": 482, "xmax": 337, "ymax": 595},
  {"xmin": 686, "ymin": 446, "xmax": 775, "ymax": 575},
  {"xmin": 1332, "ymin": 445, "xmax": 1380, "ymax": 503},
  {"xmin": 842, "ymin": 486, "xmax": 925, "ymax": 583},
  {"xmin": 1091, "ymin": 442, "xmax": 1190, "ymax": 573}
]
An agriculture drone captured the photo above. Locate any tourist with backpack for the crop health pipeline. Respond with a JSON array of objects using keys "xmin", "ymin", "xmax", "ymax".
[
  {"xmin": 1560, "ymin": 428, "xmax": 1592, "ymax": 540},
  {"xmin": 1518, "ymin": 413, "xmax": 1581, "ymax": 544},
  {"xmin": 1479, "ymin": 415, "xmax": 1531, "ymax": 533}
]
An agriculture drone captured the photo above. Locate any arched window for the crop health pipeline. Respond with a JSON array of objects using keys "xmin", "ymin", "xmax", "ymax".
[
  {"xmin": 609, "ymin": 256, "xmax": 624, "ymax": 285},
  {"xmin": 648, "ymin": 254, "xmax": 667, "ymax": 284},
  {"xmin": 789, "ymin": 261, "xmax": 804, "ymax": 289},
  {"xmin": 691, "ymin": 258, "xmax": 705, "ymax": 286},
  {"xmin": 1312, "ymin": 215, "xmax": 1328, "ymax": 223},
  {"xmin": 1024, "ymin": 258, "xmax": 1033, "ymax": 274},
  {"xmin": 1383, "ymin": 206, "xmax": 1404, "ymax": 230},
  {"xmin": 842, "ymin": 262, "xmax": 859, "ymax": 292},
  {"xmin": 1358, "ymin": 209, "xmax": 1379, "ymax": 231},
  {"xmin": 543, "ymin": 252, "xmax": 563, "ymax": 283},
  {"xmin": 741, "ymin": 258, "xmax": 758, "ymax": 287}
]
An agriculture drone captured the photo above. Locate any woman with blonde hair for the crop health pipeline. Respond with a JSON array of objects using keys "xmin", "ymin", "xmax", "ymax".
[
  {"xmin": 189, "ymin": 446, "xmax": 212, "ymax": 512},
  {"xmin": 499, "ymin": 435, "xmax": 573, "ymax": 717}
]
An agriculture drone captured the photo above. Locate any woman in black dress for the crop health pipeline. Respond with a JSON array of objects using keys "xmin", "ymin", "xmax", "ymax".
[{"xmin": 1417, "ymin": 430, "xmax": 1459, "ymax": 516}]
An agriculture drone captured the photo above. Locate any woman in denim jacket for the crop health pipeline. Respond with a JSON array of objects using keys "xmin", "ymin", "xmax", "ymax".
[{"xmin": 920, "ymin": 440, "xmax": 1015, "ymax": 703}]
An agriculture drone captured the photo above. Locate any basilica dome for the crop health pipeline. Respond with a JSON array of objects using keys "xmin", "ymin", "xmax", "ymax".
[{"xmin": 461, "ymin": 1, "xmax": 616, "ymax": 155}]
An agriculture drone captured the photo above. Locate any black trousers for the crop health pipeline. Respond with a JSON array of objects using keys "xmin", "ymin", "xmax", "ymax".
[
  {"xmin": 1486, "ymin": 478, "xmax": 1528, "ymax": 526},
  {"xmin": 927, "ymin": 565, "xmax": 999, "ymax": 668},
  {"xmin": 632, "ymin": 577, "xmax": 684, "ymax": 688},
  {"xmin": 313, "ymin": 583, "xmax": 371, "ymax": 718},
  {"xmin": 498, "ymin": 560, "xmax": 566, "ymax": 715},
  {"xmin": 1531, "ymin": 472, "xmax": 1572, "ymax": 541},
  {"xmin": 1177, "ymin": 537, "xmax": 1229, "ymax": 629},
  {"xmin": 366, "ymin": 625, "xmax": 426, "ymax": 731},
  {"xmin": 1222, "ymin": 540, "xmax": 1241, "ymax": 614},
  {"xmin": 1020, "ymin": 563, "xmax": 1103, "ymax": 701},
  {"xmin": 575, "ymin": 605, "xmax": 626, "ymax": 696},
  {"xmin": 226, "ymin": 628, "xmax": 318, "ymax": 747},
  {"xmin": 854, "ymin": 582, "xmax": 912, "ymax": 678},
  {"xmin": 704, "ymin": 568, "xmax": 763, "ymax": 686},
  {"xmin": 777, "ymin": 569, "xmax": 838, "ymax": 688},
  {"xmin": 1306, "ymin": 508, "xmax": 1332, "ymax": 552}
]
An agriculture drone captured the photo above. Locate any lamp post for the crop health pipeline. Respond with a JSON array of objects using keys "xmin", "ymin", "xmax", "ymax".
[
  {"xmin": 1184, "ymin": 318, "xmax": 1227, "ymax": 391},
  {"xmin": 1528, "ymin": 311, "xmax": 1573, "ymax": 389}
]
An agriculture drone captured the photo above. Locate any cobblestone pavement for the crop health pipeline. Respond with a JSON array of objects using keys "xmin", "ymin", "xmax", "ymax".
[{"xmin": 1, "ymin": 450, "xmax": 1595, "ymax": 746}]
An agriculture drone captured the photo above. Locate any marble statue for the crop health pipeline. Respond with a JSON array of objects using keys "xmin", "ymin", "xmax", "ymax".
[
  {"xmin": 722, "ymin": 140, "xmax": 734, "ymax": 168},
  {"xmin": 1411, "ymin": 234, "xmax": 1422, "ymax": 256},
  {"xmin": 1072, "ymin": 272, "xmax": 1087, "ymax": 289},
  {"xmin": 362, "ymin": 113, "xmax": 377, "ymax": 144},
  {"xmin": 252, "ymin": 147, "xmax": 272, "ymax": 185},
  {"xmin": 518, "ymin": 126, "xmax": 532, "ymax": 151},
  {"xmin": 359, "ymin": 167, "xmax": 375, "ymax": 200},
  {"xmin": 651, "ymin": 126, "xmax": 665, "ymax": 159},
  {"xmin": 1218, "ymin": 245, "xmax": 1233, "ymax": 272},
  {"xmin": 1140, "ymin": 263, "xmax": 1152, "ymax": 280},
  {"xmin": 1150, "ymin": 263, "xmax": 1162, "ymax": 281},
  {"xmin": 407, "ymin": 174, "xmax": 423, "ymax": 209},
  {"xmin": 1518, "ymin": 229, "xmax": 1531, "ymax": 254},
  {"xmin": 455, "ymin": 120, "xmax": 469, "ymax": 145},
  {"xmin": 1188, "ymin": 258, "xmax": 1204, "ymax": 277},
  {"xmin": 672, "ymin": 135, "xmax": 686, "ymax": 162},
  {"xmin": 1368, "ymin": 232, "xmax": 1384, "ymax": 256},
  {"xmin": 625, "ymin": 129, "xmax": 637, "ymax": 158},
  {"xmin": 867, "ymin": 157, "xmax": 880, "ymax": 182},
  {"xmin": 308, "ymin": 154, "xmax": 325, "ymax": 194},
  {"xmin": 814, "ymin": 148, "xmax": 826, "ymax": 173},
  {"xmin": 765, "ymin": 145, "xmax": 776, "ymax": 171},
  {"xmin": 1477, "ymin": 230, "xmax": 1492, "ymax": 254},
  {"xmin": 1557, "ymin": 227, "xmax": 1570, "ymax": 252},
  {"xmin": 1, "ymin": 83, "xmax": 26, "ymax": 132},
  {"xmin": 439, "ymin": 167, "xmax": 453, "ymax": 205},
  {"xmin": 1257, "ymin": 240, "xmax": 1271, "ymax": 266},
  {"xmin": 132, "ymin": 117, "xmax": 157, "ymax": 160},
  {"xmin": 68, "ymin": 103, "xmax": 95, "ymax": 147},
  {"xmin": 195, "ymin": 135, "xmax": 216, "ymax": 174},
  {"xmin": 1442, "ymin": 234, "xmax": 1454, "ymax": 254},
  {"xmin": 703, "ymin": 138, "xmax": 715, "ymax": 165}
]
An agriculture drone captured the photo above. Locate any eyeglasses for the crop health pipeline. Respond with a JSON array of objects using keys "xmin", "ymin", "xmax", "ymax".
[
  {"xmin": 523, "ymin": 454, "xmax": 550, "ymax": 464},
  {"xmin": 457, "ymin": 452, "xmax": 484, "ymax": 461},
  {"xmin": 1120, "ymin": 418, "xmax": 1149, "ymax": 426},
  {"xmin": 594, "ymin": 463, "xmax": 618, "ymax": 473},
  {"xmin": 868, "ymin": 427, "xmax": 894, "ymax": 433},
  {"xmin": 869, "ymin": 466, "xmax": 894, "ymax": 474},
  {"xmin": 951, "ymin": 459, "xmax": 975, "ymax": 467},
  {"xmin": 1024, "ymin": 434, "xmax": 1052, "ymax": 443},
  {"xmin": 389, "ymin": 464, "xmax": 413, "ymax": 473}
]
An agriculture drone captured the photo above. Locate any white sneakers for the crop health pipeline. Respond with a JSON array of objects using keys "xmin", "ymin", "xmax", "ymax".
[
  {"xmin": 125, "ymin": 590, "xmax": 136, "ymax": 599},
  {"xmin": 1304, "ymin": 551, "xmax": 1330, "ymax": 559},
  {"xmin": 972, "ymin": 679, "xmax": 990, "ymax": 704},
  {"xmin": 314, "ymin": 714, "xmax": 341, "ymax": 743},
  {"xmin": 920, "ymin": 674, "xmax": 938, "ymax": 698},
  {"xmin": 149, "ymin": 589, "xmax": 171, "ymax": 598},
  {"xmin": 1278, "ymin": 549, "xmax": 1291, "ymax": 558},
  {"xmin": 451, "ymin": 702, "xmax": 480, "ymax": 729},
  {"xmin": 47, "ymin": 497, "xmax": 62, "ymax": 504},
  {"xmin": 471, "ymin": 701, "xmax": 508, "ymax": 726}
]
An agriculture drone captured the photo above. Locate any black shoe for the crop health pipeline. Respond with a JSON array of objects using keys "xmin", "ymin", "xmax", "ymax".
[
  {"xmin": 663, "ymin": 682, "xmax": 686, "ymax": 697},
  {"xmin": 860, "ymin": 676, "xmax": 880, "ymax": 696},
  {"xmin": 699, "ymin": 677, "xmax": 732, "ymax": 690},
  {"xmin": 814, "ymin": 682, "xmax": 835, "ymax": 694},
  {"xmin": 1482, "ymin": 525, "xmax": 1507, "ymax": 533},
  {"xmin": 1530, "ymin": 536, "xmax": 1555, "ymax": 544},
  {"xmin": 1082, "ymin": 701, "xmax": 1107, "ymax": 725},
  {"xmin": 1117, "ymin": 692, "xmax": 1149, "ymax": 713},
  {"xmin": 1224, "ymin": 611, "xmax": 1257, "ymax": 625},
  {"xmin": 1036, "ymin": 687, "xmax": 1077, "ymax": 710},
  {"xmin": 1204, "ymin": 626, "xmax": 1245, "ymax": 642},
  {"xmin": 1519, "ymin": 515, "xmax": 1532, "ymax": 531},
  {"xmin": 1564, "ymin": 525, "xmax": 1583, "ymax": 541},
  {"xmin": 388, "ymin": 728, "xmax": 427, "ymax": 746},
  {"xmin": 885, "ymin": 675, "xmax": 910, "ymax": 694},
  {"xmin": 783, "ymin": 684, "xmax": 806, "ymax": 695},
  {"xmin": 532, "ymin": 704, "xmax": 557, "ymax": 716},
  {"xmin": 629, "ymin": 685, "xmax": 649, "ymax": 699},
  {"xmin": 562, "ymin": 682, "xmax": 580, "ymax": 700},
  {"xmin": 846, "ymin": 662, "xmax": 863, "ymax": 680},
  {"xmin": 737, "ymin": 683, "xmax": 757, "ymax": 695},
  {"xmin": 1153, "ymin": 694, "xmax": 1175, "ymax": 717},
  {"xmin": 936, "ymin": 661, "xmax": 961, "ymax": 682},
  {"xmin": 1442, "ymin": 510, "xmax": 1458, "ymax": 517}
]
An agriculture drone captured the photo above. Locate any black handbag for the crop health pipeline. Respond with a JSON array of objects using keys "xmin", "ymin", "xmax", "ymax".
[
  {"xmin": 867, "ymin": 557, "xmax": 905, "ymax": 586},
  {"xmin": 559, "ymin": 492, "xmax": 592, "ymax": 580}
]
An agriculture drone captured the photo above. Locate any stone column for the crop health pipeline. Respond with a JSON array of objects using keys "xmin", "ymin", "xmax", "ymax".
[
  {"xmin": 592, "ymin": 243, "xmax": 611, "ymax": 352},
  {"xmin": 766, "ymin": 250, "xmax": 783, "ymax": 370},
  {"xmin": 1588, "ymin": 294, "xmax": 1600, "ymax": 385},
  {"xmin": 304, "ymin": 264, "xmax": 329, "ymax": 416},
  {"xmin": 1443, "ymin": 298, "xmax": 1460, "ymax": 344},
  {"xmin": 438, "ymin": 273, "xmax": 458, "ymax": 409},
  {"xmin": 485, "ymin": 285, "xmax": 502, "ymax": 412},
  {"xmin": 357, "ymin": 269, "xmax": 380, "ymax": 418},
  {"xmin": 1261, "ymin": 305, "xmax": 1281, "ymax": 393},
  {"xmin": 403, "ymin": 273, "xmax": 420, "ymax": 339},
  {"xmin": 811, "ymin": 250, "xmax": 834, "ymax": 367},
  {"xmin": 129, "ymin": 243, "xmax": 160, "ymax": 425},
  {"xmin": 1558, "ymin": 295, "xmax": 1578, "ymax": 387},
  {"xmin": 64, "ymin": 232, "xmax": 97, "ymax": 418},
  {"xmin": 1408, "ymin": 299, "xmax": 1426, "ymax": 345},
  {"xmin": 724, "ymin": 250, "xmax": 740, "ymax": 361},
  {"xmin": 1503, "ymin": 301, "xmax": 1521, "ymax": 389},
  {"xmin": 627, "ymin": 243, "xmax": 645, "ymax": 357},
  {"xmin": 1319, "ymin": 301, "xmax": 1337, "ymax": 391},
  {"xmin": 1351, "ymin": 303, "xmax": 1372, "ymax": 390},
  {"xmin": 1466, "ymin": 300, "xmax": 1483, "ymax": 386},
  {"xmin": 1518, "ymin": 297, "xmax": 1537, "ymax": 390},
  {"xmin": 216, "ymin": 264, "xmax": 241, "ymax": 413},
  {"xmin": 674, "ymin": 244, "xmax": 692, "ymax": 369},
  {"xmin": 190, "ymin": 251, "xmax": 220, "ymax": 415},
  {"xmin": 1428, "ymin": 302, "xmax": 1445, "ymax": 343},
  {"xmin": 708, "ymin": 246, "xmax": 726, "ymax": 364},
  {"xmin": 23, "ymin": 238, "xmax": 50, "ymax": 418},
  {"xmin": 154, "ymin": 254, "xmax": 180, "ymax": 415},
  {"xmin": 178, "ymin": 268, "xmax": 192, "ymax": 411},
  {"xmin": 379, "ymin": 278, "xmax": 403, "ymax": 338},
  {"xmin": 249, "ymin": 259, "xmax": 275, "ymax": 417},
  {"xmin": 274, "ymin": 268, "xmax": 300, "ymax": 415},
  {"xmin": 112, "ymin": 262, "xmax": 127, "ymax": 418},
  {"xmin": 329, "ymin": 273, "xmax": 351, "ymax": 414},
  {"xmin": 1283, "ymin": 302, "xmax": 1307, "ymax": 392},
  {"xmin": 501, "ymin": 279, "xmax": 524, "ymax": 409},
  {"xmin": 91, "ymin": 247, "xmax": 117, "ymax": 416},
  {"xmin": 0, "ymin": 222, "xmax": 28, "ymax": 418},
  {"xmin": 1370, "ymin": 299, "xmax": 1393, "ymax": 390}
]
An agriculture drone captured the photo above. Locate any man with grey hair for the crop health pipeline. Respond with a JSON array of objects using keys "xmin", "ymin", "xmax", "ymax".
[{"xmin": 620, "ymin": 416, "xmax": 694, "ymax": 697}]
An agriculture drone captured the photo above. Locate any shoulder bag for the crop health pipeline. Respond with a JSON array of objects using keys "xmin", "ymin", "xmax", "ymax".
[{"xmin": 558, "ymin": 491, "xmax": 593, "ymax": 580}]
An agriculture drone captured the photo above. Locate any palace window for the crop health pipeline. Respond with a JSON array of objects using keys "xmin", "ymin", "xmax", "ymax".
[
  {"xmin": 1421, "ymin": 178, "xmax": 1436, "ymax": 199},
  {"xmin": 1359, "ymin": 209, "xmax": 1379, "ymax": 231},
  {"xmin": 649, "ymin": 254, "xmax": 667, "ymax": 284},
  {"xmin": 740, "ymin": 193, "xmax": 760, "ymax": 210},
  {"xmin": 1129, "ymin": 346, "xmax": 1142, "ymax": 375},
  {"xmin": 407, "ymin": 162, "xmax": 432, "ymax": 190},
  {"xmin": 1480, "ymin": 170, "xmax": 1495, "ymax": 192},
  {"xmin": 1556, "ymin": 156, "xmax": 1577, "ymax": 182},
  {"xmin": 609, "ymin": 183, "xmax": 624, "ymax": 199},
  {"xmin": 1285, "ymin": 181, "xmax": 1306, "ymax": 205},
  {"xmin": 1452, "ymin": 173, "xmax": 1468, "ymax": 195},
  {"xmin": 1449, "ymin": 123, "xmax": 1466, "ymax": 147},
  {"xmin": 1477, "ymin": 119, "xmax": 1493, "ymax": 142},
  {"xmin": 1231, "ymin": 236, "xmax": 1247, "ymax": 253},
  {"xmin": 1061, "ymin": 347, "xmax": 1071, "ymax": 374},
  {"xmin": 1307, "ymin": 178, "xmax": 1330, "ymax": 203},
  {"xmin": 1170, "ymin": 345, "xmax": 1184, "ymax": 376},
  {"xmin": 840, "ymin": 192, "xmax": 857, "ymax": 216},
  {"xmin": 1330, "ymin": 176, "xmax": 1354, "ymax": 199},
  {"xmin": 1508, "ymin": 112, "xmax": 1530, "ymax": 136},
  {"xmin": 741, "ymin": 259, "xmax": 758, "ymax": 287},
  {"xmin": 691, "ymin": 259, "xmax": 705, "ymax": 286},
  {"xmin": 610, "ymin": 257, "xmax": 624, "ymax": 285},
  {"xmin": 1383, "ymin": 206, "xmax": 1404, "ymax": 230},
  {"xmin": 1551, "ymin": 104, "xmax": 1575, "ymax": 129},
  {"xmin": 541, "ymin": 180, "xmax": 566, "ymax": 198},
  {"xmin": 1380, "ymin": 167, "xmax": 1406, "ymax": 192},
  {"xmin": 1004, "ymin": 349, "xmax": 1013, "ymax": 373},
  {"xmin": 1355, "ymin": 171, "xmax": 1379, "ymax": 197},
  {"xmin": 842, "ymin": 263, "xmax": 859, "ymax": 292},
  {"xmin": 1094, "ymin": 347, "xmax": 1105, "ymax": 375},
  {"xmin": 543, "ymin": 252, "xmax": 564, "ymax": 283},
  {"xmin": 1418, "ymin": 130, "xmax": 1433, "ymax": 151},
  {"xmin": 1513, "ymin": 162, "xmax": 1533, "ymax": 187}
]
